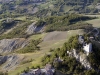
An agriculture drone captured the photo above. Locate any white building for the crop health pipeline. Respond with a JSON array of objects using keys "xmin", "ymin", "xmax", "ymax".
[{"xmin": 83, "ymin": 43, "xmax": 92, "ymax": 56}]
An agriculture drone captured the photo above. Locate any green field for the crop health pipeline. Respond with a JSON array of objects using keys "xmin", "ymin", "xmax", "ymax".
[{"xmin": 85, "ymin": 15, "xmax": 100, "ymax": 28}]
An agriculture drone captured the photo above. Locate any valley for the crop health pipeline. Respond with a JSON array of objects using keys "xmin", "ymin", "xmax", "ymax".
[
  {"xmin": 8, "ymin": 29, "xmax": 85, "ymax": 75},
  {"xmin": 0, "ymin": 15, "xmax": 99, "ymax": 75},
  {"xmin": 0, "ymin": 0, "xmax": 100, "ymax": 75}
]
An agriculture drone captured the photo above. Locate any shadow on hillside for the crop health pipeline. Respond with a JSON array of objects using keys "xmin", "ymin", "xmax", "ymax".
[{"xmin": 55, "ymin": 70, "xmax": 66, "ymax": 75}]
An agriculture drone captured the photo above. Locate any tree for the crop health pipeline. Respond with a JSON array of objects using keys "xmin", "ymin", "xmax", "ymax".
[{"xmin": 85, "ymin": 69, "xmax": 97, "ymax": 75}]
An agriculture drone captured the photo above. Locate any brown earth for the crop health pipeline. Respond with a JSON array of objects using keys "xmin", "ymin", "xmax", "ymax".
[{"xmin": 43, "ymin": 31, "xmax": 68, "ymax": 41}]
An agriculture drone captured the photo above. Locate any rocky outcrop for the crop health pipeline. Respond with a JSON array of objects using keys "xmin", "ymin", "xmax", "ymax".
[
  {"xmin": 73, "ymin": 49, "xmax": 91, "ymax": 69},
  {"xmin": 0, "ymin": 38, "xmax": 28, "ymax": 53},
  {"xmin": 26, "ymin": 22, "xmax": 44, "ymax": 34},
  {"xmin": 26, "ymin": 22, "xmax": 37, "ymax": 34},
  {"xmin": 20, "ymin": 64, "xmax": 55, "ymax": 75},
  {"xmin": 2, "ymin": 55, "xmax": 23, "ymax": 71},
  {"xmin": 0, "ymin": 54, "xmax": 24, "ymax": 71},
  {"xmin": 67, "ymin": 49, "xmax": 91, "ymax": 69},
  {"xmin": 0, "ymin": 56, "xmax": 7, "ymax": 64}
]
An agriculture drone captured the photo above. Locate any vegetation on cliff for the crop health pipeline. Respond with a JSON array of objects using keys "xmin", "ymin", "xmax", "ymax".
[{"xmin": 42, "ymin": 35, "xmax": 100, "ymax": 75}]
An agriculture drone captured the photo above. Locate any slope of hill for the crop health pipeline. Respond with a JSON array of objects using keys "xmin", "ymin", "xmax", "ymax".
[
  {"xmin": 42, "ymin": 34, "xmax": 100, "ymax": 75},
  {"xmin": 0, "ymin": 14, "xmax": 96, "ymax": 75},
  {"xmin": 0, "ymin": 0, "xmax": 100, "ymax": 75}
]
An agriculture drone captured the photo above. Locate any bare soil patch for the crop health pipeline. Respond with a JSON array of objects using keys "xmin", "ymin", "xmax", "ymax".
[{"xmin": 43, "ymin": 31, "xmax": 68, "ymax": 41}]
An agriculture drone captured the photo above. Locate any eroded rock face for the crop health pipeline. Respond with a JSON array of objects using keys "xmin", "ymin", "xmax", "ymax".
[
  {"xmin": 67, "ymin": 49, "xmax": 91, "ymax": 69},
  {"xmin": 26, "ymin": 22, "xmax": 37, "ymax": 34},
  {"xmin": 73, "ymin": 49, "xmax": 91, "ymax": 69},
  {"xmin": 0, "ymin": 54, "xmax": 24, "ymax": 71},
  {"xmin": 0, "ymin": 56, "xmax": 7, "ymax": 64},
  {"xmin": 26, "ymin": 22, "xmax": 44, "ymax": 34},
  {"xmin": 0, "ymin": 38, "xmax": 28, "ymax": 53}
]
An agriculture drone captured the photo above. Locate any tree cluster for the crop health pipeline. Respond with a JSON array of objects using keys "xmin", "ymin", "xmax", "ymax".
[
  {"xmin": 0, "ymin": 21, "xmax": 32, "ymax": 40},
  {"xmin": 43, "ymin": 14, "xmax": 94, "ymax": 32},
  {"xmin": 17, "ymin": 38, "xmax": 42, "ymax": 53}
]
